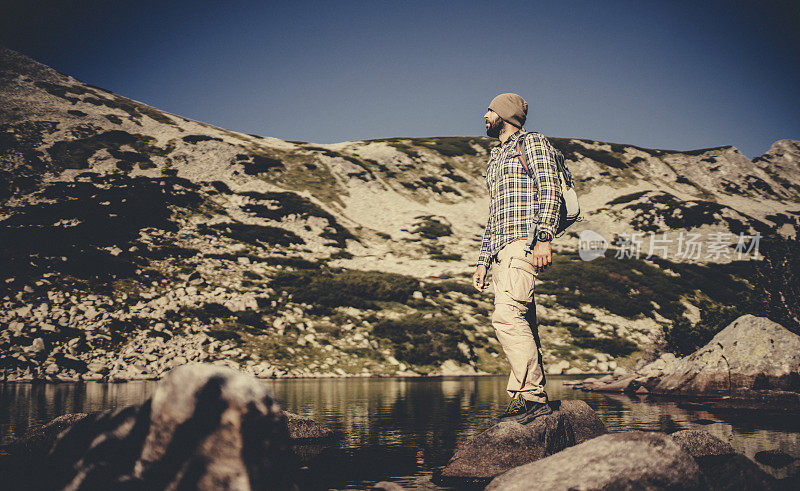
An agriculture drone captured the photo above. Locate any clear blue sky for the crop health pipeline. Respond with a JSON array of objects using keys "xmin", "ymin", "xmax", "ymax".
[{"xmin": 2, "ymin": 0, "xmax": 798, "ymax": 157}]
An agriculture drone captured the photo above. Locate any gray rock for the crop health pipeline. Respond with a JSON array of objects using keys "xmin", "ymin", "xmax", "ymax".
[
  {"xmin": 656, "ymin": 315, "xmax": 800, "ymax": 394},
  {"xmin": 486, "ymin": 431, "xmax": 702, "ymax": 491},
  {"xmin": 575, "ymin": 315, "xmax": 800, "ymax": 400},
  {"xmin": 695, "ymin": 454, "xmax": 779, "ymax": 490},
  {"xmin": 580, "ymin": 374, "xmax": 638, "ymax": 393},
  {"xmin": 556, "ymin": 399, "xmax": 608, "ymax": 445},
  {"xmin": 438, "ymin": 400, "xmax": 606, "ymax": 480},
  {"xmin": 667, "ymin": 430, "xmax": 780, "ymax": 490},
  {"xmin": 670, "ymin": 429, "xmax": 734, "ymax": 457},
  {"xmin": 370, "ymin": 481, "xmax": 405, "ymax": 490},
  {"xmin": 14, "ymin": 363, "xmax": 296, "ymax": 490},
  {"xmin": 2, "ymin": 413, "xmax": 90, "ymax": 460},
  {"xmin": 754, "ymin": 449, "xmax": 797, "ymax": 468},
  {"xmin": 29, "ymin": 337, "xmax": 46, "ymax": 355},
  {"xmin": 285, "ymin": 411, "xmax": 335, "ymax": 439}
]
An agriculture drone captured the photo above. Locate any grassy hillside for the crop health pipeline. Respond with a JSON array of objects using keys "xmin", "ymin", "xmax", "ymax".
[{"xmin": 1, "ymin": 45, "xmax": 798, "ymax": 381}]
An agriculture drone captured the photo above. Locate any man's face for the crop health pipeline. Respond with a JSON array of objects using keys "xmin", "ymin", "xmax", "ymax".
[{"xmin": 484, "ymin": 109, "xmax": 503, "ymax": 138}]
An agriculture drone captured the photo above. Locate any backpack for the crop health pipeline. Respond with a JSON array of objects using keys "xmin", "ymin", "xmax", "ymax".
[{"xmin": 516, "ymin": 133, "xmax": 582, "ymax": 237}]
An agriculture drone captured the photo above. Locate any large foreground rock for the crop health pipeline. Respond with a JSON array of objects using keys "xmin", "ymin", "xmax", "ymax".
[
  {"xmin": 438, "ymin": 400, "xmax": 606, "ymax": 481},
  {"xmin": 4, "ymin": 363, "xmax": 297, "ymax": 490},
  {"xmin": 577, "ymin": 315, "xmax": 800, "ymax": 401},
  {"xmin": 486, "ymin": 431, "xmax": 702, "ymax": 491}
]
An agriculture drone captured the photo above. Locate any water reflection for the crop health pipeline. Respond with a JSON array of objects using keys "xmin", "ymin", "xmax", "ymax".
[{"xmin": 2, "ymin": 376, "xmax": 799, "ymax": 488}]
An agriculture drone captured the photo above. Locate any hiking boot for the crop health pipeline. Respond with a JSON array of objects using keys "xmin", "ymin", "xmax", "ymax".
[
  {"xmin": 492, "ymin": 394, "xmax": 528, "ymax": 424},
  {"xmin": 514, "ymin": 400, "xmax": 553, "ymax": 425},
  {"xmin": 492, "ymin": 394, "xmax": 553, "ymax": 425}
]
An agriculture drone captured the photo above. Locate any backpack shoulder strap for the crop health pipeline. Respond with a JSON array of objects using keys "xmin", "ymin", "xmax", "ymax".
[
  {"xmin": 515, "ymin": 133, "xmax": 533, "ymax": 179},
  {"xmin": 518, "ymin": 132, "xmax": 575, "ymax": 189}
]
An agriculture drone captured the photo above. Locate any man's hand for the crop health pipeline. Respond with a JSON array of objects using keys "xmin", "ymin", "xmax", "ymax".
[
  {"xmin": 473, "ymin": 265, "xmax": 488, "ymax": 292},
  {"xmin": 529, "ymin": 241, "xmax": 552, "ymax": 272}
]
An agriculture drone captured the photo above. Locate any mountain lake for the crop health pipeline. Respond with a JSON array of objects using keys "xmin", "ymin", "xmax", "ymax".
[{"xmin": 2, "ymin": 375, "xmax": 799, "ymax": 489}]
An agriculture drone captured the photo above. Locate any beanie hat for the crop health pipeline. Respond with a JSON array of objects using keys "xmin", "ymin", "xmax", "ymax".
[{"xmin": 488, "ymin": 93, "xmax": 528, "ymax": 128}]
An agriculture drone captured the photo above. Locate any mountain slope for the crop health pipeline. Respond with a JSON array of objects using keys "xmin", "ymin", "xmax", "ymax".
[{"xmin": 1, "ymin": 46, "xmax": 797, "ymax": 381}]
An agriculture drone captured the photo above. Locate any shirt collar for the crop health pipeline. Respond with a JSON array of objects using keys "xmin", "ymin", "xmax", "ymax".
[
  {"xmin": 502, "ymin": 129, "xmax": 526, "ymax": 149},
  {"xmin": 489, "ymin": 129, "xmax": 526, "ymax": 157}
]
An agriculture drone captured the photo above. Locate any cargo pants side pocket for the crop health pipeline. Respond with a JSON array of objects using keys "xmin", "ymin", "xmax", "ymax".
[{"xmin": 506, "ymin": 257, "xmax": 536, "ymax": 303}]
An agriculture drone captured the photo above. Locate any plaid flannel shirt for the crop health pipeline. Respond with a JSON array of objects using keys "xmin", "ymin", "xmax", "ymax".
[{"xmin": 476, "ymin": 129, "xmax": 563, "ymax": 267}]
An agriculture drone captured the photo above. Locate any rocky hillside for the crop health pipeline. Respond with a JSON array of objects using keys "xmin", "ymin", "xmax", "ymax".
[{"xmin": 1, "ymin": 46, "xmax": 798, "ymax": 382}]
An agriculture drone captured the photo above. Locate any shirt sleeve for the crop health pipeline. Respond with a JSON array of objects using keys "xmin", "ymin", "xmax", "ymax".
[
  {"xmin": 523, "ymin": 132, "xmax": 562, "ymax": 236},
  {"xmin": 476, "ymin": 213, "xmax": 493, "ymax": 267}
]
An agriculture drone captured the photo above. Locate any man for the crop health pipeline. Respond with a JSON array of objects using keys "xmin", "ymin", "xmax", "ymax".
[{"xmin": 473, "ymin": 93, "xmax": 563, "ymax": 424}]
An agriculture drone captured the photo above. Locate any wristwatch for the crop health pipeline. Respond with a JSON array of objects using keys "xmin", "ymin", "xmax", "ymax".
[{"xmin": 537, "ymin": 230, "xmax": 553, "ymax": 242}]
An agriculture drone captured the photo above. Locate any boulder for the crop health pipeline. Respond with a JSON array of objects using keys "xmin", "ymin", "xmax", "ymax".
[
  {"xmin": 754, "ymin": 450, "xmax": 797, "ymax": 468},
  {"xmin": 9, "ymin": 363, "xmax": 297, "ymax": 490},
  {"xmin": 1, "ymin": 412, "xmax": 90, "ymax": 461},
  {"xmin": 670, "ymin": 430, "xmax": 781, "ymax": 490},
  {"xmin": 571, "ymin": 315, "xmax": 800, "ymax": 403},
  {"xmin": 694, "ymin": 454, "xmax": 779, "ymax": 490},
  {"xmin": 370, "ymin": 482, "xmax": 405, "ymax": 490},
  {"xmin": 437, "ymin": 400, "xmax": 606, "ymax": 481},
  {"xmin": 558, "ymin": 400, "xmax": 608, "ymax": 445},
  {"xmin": 285, "ymin": 411, "xmax": 335, "ymax": 439},
  {"xmin": 486, "ymin": 431, "xmax": 702, "ymax": 491},
  {"xmin": 655, "ymin": 315, "xmax": 800, "ymax": 394},
  {"xmin": 669, "ymin": 429, "xmax": 734, "ymax": 457}
]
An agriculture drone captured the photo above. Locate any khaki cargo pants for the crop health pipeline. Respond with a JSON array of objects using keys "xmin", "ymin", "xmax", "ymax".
[{"xmin": 490, "ymin": 239, "xmax": 547, "ymax": 403}]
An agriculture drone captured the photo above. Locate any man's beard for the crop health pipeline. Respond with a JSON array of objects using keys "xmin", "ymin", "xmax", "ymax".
[{"xmin": 486, "ymin": 117, "xmax": 503, "ymax": 138}]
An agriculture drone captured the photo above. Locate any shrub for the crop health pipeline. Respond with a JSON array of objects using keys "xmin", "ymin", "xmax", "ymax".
[
  {"xmin": 605, "ymin": 190, "xmax": 651, "ymax": 206},
  {"xmin": 234, "ymin": 310, "xmax": 268, "ymax": 330},
  {"xmin": 562, "ymin": 323, "xmax": 638, "ymax": 357},
  {"xmin": 426, "ymin": 280, "xmax": 474, "ymax": 296},
  {"xmin": 242, "ymin": 155, "xmax": 285, "ymax": 174},
  {"xmin": 207, "ymin": 328, "xmax": 242, "ymax": 342},
  {"xmin": 753, "ymin": 237, "xmax": 800, "ymax": 335},
  {"xmin": 210, "ymin": 181, "xmax": 232, "ymax": 194},
  {"xmin": 549, "ymin": 139, "xmax": 629, "ymax": 168},
  {"xmin": 186, "ymin": 302, "xmax": 234, "ymax": 323},
  {"xmin": 431, "ymin": 252, "xmax": 462, "ymax": 261},
  {"xmin": 387, "ymin": 142, "xmax": 421, "ymax": 159},
  {"xmin": 414, "ymin": 137, "xmax": 479, "ymax": 157},
  {"xmin": 269, "ymin": 269, "xmax": 418, "ymax": 312},
  {"xmin": 664, "ymin": 300, "xmax": 746, "ymax": 356},
  {"xmin": 0, "ymin": 174, "xmax": 204, "ymax": 285},
  {"xmin": 239, "ymin": 190, "xmax": 355, "ymax": 247},
  {"xmin": 182, "ymin": 135, "xmax": 223, "ymax": 144},
  {"xmin": 537, "ymin": 251, "xmax": 755, "ymax": 323},
  {"xmin": 412, "ymin": 215, "xmax": 452, "ymax": 239},
  {"xmin": 48, "ymin": 130, "xmax": 153, "ymax": 169},
  {"xmin": 373, "ymin": 313, "xmax": 469, "ymax": 365},
  {"xmin": 197, "ymin": 221, "xmax": 304, "ymax": 247}
]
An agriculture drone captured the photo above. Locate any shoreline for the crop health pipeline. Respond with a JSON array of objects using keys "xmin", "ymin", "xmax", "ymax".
[{"xmin": 0, "ymin": 371, "xmax": 609, "ymax": 384}]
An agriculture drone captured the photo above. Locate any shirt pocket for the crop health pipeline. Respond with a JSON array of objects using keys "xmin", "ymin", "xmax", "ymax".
[{"xmin": 499, "ymin": 154, "xmax": 530, "ymax": 177}]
